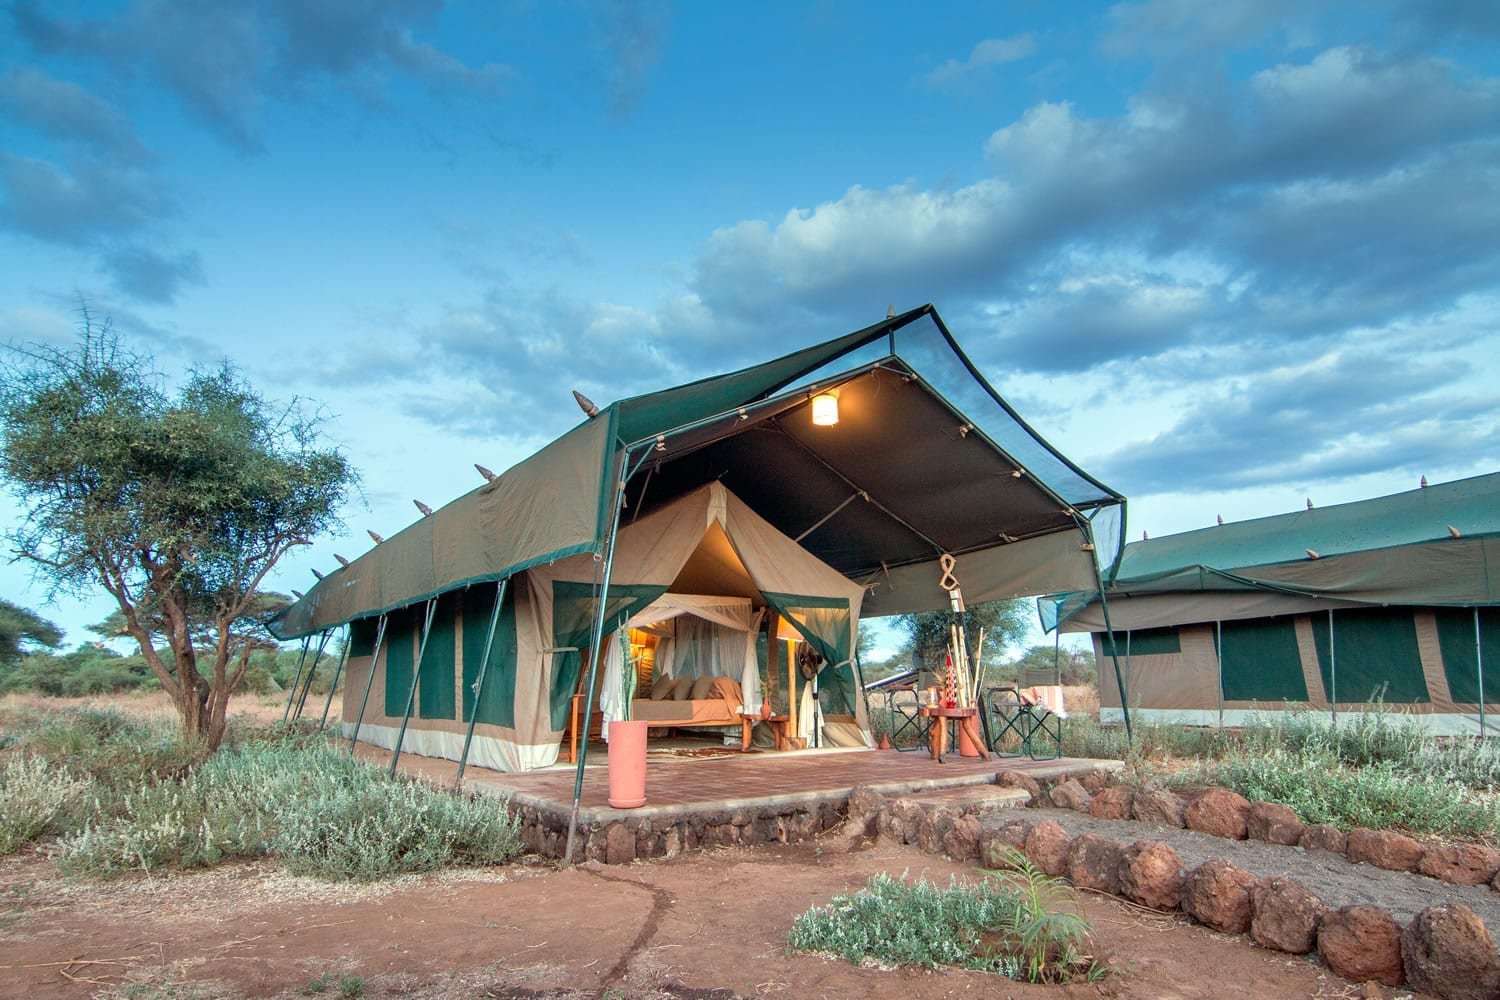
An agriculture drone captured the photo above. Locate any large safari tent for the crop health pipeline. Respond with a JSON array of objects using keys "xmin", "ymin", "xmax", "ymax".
[
  {"xmin": 1044, "ymin": 473, "xmax": 1500, "ymax": 735},
  {"xmin": 270, "ymin": 305, "xmax": 1125, "ymax": 779}
]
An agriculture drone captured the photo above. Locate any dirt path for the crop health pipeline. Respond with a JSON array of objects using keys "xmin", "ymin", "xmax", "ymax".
[{"xmin": 1, "ymin": 838, "xmax": 1405, "ymax": 1000}]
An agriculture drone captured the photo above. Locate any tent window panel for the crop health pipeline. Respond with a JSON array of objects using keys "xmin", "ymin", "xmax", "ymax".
[
  {"xmin": 383, "ymin": 607, "xmax": 416, "ymax": 717},
  {"xmin": 1099, "ymin": 628, "xmax": 1180, "ymax": 658},
  {"xmin": 1435, "ymin": 608, "xmax": 1500, "ymax": 704},
  {"xmin": 349, "ymin": 617, "xmax": 378, "ymax": 658},
  {"xmin": 1311, "ymin": 609, "xmax": 1429, "ymax": 704},
  {"xmin": 1217, "ymin": 618, "xmax": 1308, "ymax": 702},
  {"xmin": 418, "ymin": 594, "xmax": 458, "ymax": 720},
  {"xmin": 550, "ymin": 581, "xmax": 668, "ymax": 731},
  {"xmin": 462, "ymin": 583, "xmax": 517, "ymax": 727}
]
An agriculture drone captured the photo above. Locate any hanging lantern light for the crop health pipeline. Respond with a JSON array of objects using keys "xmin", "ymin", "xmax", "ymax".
[{"xmin": 811, "ymin": 391, "xmax": 839, "ymax": 426}]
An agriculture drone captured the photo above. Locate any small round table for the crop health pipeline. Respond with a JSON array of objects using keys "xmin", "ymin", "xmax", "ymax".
[
  {"xmin": 919, "ymin": 705, "xmax": 989, "ymax": 763},
  {"xmin": 740, "ymin": 713, "xmax": 791, "ymax": 751}
]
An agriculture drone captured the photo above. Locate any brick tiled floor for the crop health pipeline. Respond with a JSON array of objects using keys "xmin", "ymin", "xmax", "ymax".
[{"xmin": 358, "ymin": 740, "xmax": 1119, "ymax": 818}]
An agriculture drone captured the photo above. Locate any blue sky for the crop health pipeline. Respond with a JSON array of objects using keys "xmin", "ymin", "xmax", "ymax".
[{"xmin": 3, "ymin": 1, "xmax": 1499, "ymax": 653}]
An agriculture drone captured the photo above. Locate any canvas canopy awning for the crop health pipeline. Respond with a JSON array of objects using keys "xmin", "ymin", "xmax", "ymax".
[
  {"xmin": 1044, "ymin": 472, "xmax": 1500, "ymax": 633},
  {"xmin": 271, "ymin": 305, "xmax": 1125, "ymax": 641}
]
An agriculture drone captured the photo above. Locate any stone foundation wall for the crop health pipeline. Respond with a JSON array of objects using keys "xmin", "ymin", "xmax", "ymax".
[{"xmin": 514, "ymin": 799, "xmax": 848, "ymax": 864}]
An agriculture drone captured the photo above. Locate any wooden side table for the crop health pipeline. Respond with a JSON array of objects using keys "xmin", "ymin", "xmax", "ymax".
[
  {"xmin": 919, "ymin": 705, "xmax": 989, "ymax": 763},
  {"xmin": 740, "ymin": 713, "xmax": 791, "ymax": 750}
]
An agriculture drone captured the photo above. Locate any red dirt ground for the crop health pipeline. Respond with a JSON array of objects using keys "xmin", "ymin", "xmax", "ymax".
[{"xmin": 1, "ymin": 836, "xmax": 1409, "ymax": 1000}]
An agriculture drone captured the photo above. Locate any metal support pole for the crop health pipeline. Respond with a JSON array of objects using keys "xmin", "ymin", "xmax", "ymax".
[
  {"xmin": 1477, "ymin": 607, "xmax": 1486, "ymax": 738},
  {"xmin": 456, "ymin": 578, "xmax": 509, "ymax": 788},
  {"xmin": 293, "ymin": 630, "xmax": 332, "ymax": 721},
  {"xmin": 348, "ymin": 614, "xmax": 389, "ymax": 753},
  {"xmin": 317, "ymin": 627, "xmax": 351, "ymax": 733},
  {"xmin": 1083, "ymin": 520, "xmax": 1132, "ymax": 743},
  {"xmin": 390, "ymin": 598, "xmax": 440, "ymax": 778},
  {"xmin": 564, "ymin": 446, "xmax": 649, "ymax": 865},
  {"xmin": 281, "ymin": 635, "xmax": 312, "ymax": 722}
]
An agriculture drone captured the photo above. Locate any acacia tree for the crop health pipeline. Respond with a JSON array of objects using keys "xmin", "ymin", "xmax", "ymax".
[
  {"xmin": 0, "ymin": 598, "xmax": 62, "ymax": 667},
  {"xmin": 0, "ymin": 311, "xmax": 354, "ymax": 750},
  {"xmin": 894, "ymin": 598, "xmax": 1031, "ymax": 678}
]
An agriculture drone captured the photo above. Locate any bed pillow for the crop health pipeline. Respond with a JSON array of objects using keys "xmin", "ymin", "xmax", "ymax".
[
  {"xmin": 689, "ymin": 675, "xmax": 716, "ymax": 701},
  {"xmin": 650, "ymin": 675, "xmax": 674, "ymax": 700},
  {"xmin": 668, "ymin": 677, "xmax": 695, "ymax": 700}
]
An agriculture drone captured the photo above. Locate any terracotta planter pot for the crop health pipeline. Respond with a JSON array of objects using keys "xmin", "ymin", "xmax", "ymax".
[
  {"xmin": 957, "ymin": 722, "xmax": 981, "ymax": 758},
  {"xmin": 607, "ymin": 719, "xmax": 649, "ymax": 809}
]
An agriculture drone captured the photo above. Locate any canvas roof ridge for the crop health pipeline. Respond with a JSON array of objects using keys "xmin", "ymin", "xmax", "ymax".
[{"xmin": 1114, "ymin": 469, "xmax": 1500, "ymax": 582}]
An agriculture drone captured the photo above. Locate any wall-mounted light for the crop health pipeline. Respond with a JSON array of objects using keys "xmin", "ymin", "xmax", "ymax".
[{"xmin": 811, "ymin": 391, "xmax": 839, "ymax": 426}]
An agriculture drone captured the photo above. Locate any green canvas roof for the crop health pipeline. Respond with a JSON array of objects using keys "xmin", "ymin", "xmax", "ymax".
[
  {"xmin": 1043, "ymin": 472, "xmax": 1500, "ymax": 633},
  {"xmin": 271, "ymin": 305, "xmax": 1125, "ymax": 640}
]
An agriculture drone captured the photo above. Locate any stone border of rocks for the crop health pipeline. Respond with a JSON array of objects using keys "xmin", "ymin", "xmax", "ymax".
[
  {"xmin": 849, "ymin": 783, "xmax": 1500, "ymax": 1000},
  {"xmin": 1008, "ymin": 770, "xmax": 1500, "ymax": 893}
]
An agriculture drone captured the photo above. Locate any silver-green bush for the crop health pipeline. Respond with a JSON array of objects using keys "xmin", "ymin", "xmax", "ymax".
[{"xmin": 0, "ymin": 753, "xmax": 91, "ymax": 853}]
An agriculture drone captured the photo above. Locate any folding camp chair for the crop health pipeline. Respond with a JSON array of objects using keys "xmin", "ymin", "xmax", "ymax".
[
  {"xmin": 981, "ymin": 685, "xmax": 1063, "ymax": 760},
  {"xmin": 874, "ymin": 683, "xmax": 933, "ymax": 751}
]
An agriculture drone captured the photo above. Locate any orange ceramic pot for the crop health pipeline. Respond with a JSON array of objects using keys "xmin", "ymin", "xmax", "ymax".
[
  {"xmin": 957, "ymin": 723, "xmax": 981, "ymax": 758},
  {"xmin": 607, "ymin": 719, "xmax": 649, "ymax": 808}
]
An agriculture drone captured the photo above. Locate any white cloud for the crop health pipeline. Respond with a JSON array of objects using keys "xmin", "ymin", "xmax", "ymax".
[{"xmin": 925, "ymin": 35, "xmax": 1036, "ymax": 87}]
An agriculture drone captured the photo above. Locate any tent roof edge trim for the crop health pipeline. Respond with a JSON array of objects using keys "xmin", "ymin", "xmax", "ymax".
[{"xmin": 270, "ymin": 305, "xmax": 1125, "ymax": 640}]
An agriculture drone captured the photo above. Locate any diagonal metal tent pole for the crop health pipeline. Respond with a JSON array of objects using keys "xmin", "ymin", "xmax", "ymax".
[
  {"xmin": 292, "ymin": 629, "xmax": 332, "ymax": 722},
  {"xmin": 390, "ymin": 597, "xmax": 440, "ymax": 778},
  {"xmin": 564, "ymin": 445, "xmax": 650, "ymax": 865},
  {"xmin": 349, "ymin": 613, "xmax": 389, "ymax": 753},
  {"xmin": 317, "ymin": 626, "xmax": 352, "ymax": 733},
  {"xmin": 281, "ymin": 635, "xmax": 312, "ymax": 722},
  {"xmin": 1079, "ymin": 515, "xmax": 1131, "ymax": 744},
  {"xmin": 455, "ymin": 578, "xmax": 509, "ymax": 789}
]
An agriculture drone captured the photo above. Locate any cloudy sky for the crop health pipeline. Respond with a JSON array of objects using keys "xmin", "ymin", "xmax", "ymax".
[{"xmin": 3, "ymin": 0, "xmax": 1498, "ymax": 648}]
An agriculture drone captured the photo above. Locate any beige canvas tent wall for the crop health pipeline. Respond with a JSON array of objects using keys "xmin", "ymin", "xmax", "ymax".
[{"xmin": 339, "ymin": 482, "xmax": 867, "ymax": 771}]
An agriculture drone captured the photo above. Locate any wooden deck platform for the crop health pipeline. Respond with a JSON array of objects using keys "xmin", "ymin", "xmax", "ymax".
[{"xmin": 356, "ymin": 740, "xmax": 1122, "ymax": 863}]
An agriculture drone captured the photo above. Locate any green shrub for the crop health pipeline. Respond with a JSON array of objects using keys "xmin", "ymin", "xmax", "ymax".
[
  {"xmin": 789, "ymin": 861, "xmax": 1097, "ymax": 983},
  {"xmin": 1173, "ymin": 746, "xmax": 1500, "ymax": 841},
  {"xmin": 0, "ymin": 754, "xmax": 92, "ymax": 853},
  {"xmin": 57, "ymin": 739, "xmax": 524, "ymax": 880}
]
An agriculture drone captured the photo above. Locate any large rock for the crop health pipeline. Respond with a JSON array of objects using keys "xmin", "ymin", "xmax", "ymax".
[
  {"xmin": 1246, "ymin": 801, "xmax": 1304, "ymax": 846},
  {"xmin": 1024, "ymin": 820, "xmax": 1072, "ymax": 877},
  {"xmin": 1183, "ymin": 788, "xmax": 1251, "ymax": 840},
  {"xmin": 995, "ymin": 769, "xmax": 1041, "ymax": 804},
  {"xmin": 1065, "ymin": 833, "xmax": 1126, "ymax": 895},
  {"xmin": 943, "ymin": 814, "xmax": 983, "ymax": 861},
  {"xmin": 1120, "ymin": 841, "xmax": 1185, "ymax": 911},
  {"xmin": 979, "ymin": 820, "xmax": 1031, "ymax": 869},
  {"xmin": 605, "ymin": 822, "xmax": 636, "ymax": 865},
  {"xmin": 917, "ymin": 806, "xmax": 958, "ymax": 855},
  {"xmin": 1249, "ymin": 877, "xmax": 1326, "ymax": 954},
  {"xmin": 1401, "ymin": 903, "xmax": 1500, "ymax": 1000},
  {"xmin": 877, "ymin": 799, "xmax": 925, "ymax": 845},
  {"xmin": 1346, "ymin": 828, "xmax": 1424, "ymax": 873},
  {"xmin": 1049, "ymin": 777, "xmax": 1093, "ymax": 813},
  {"xmin": 843, "ymin": 785, "xmax": 886, "ymax": 842},
  {"xmin": 1299, "ymin": 823, "xmax": 1347, "ymax": 854},
  {"xmin": 1132, "ymin": 786, "xmax": 1186, "ymax": 827},
  {"xmin": 1182, "ymin": 860, "xmax": 1258, "ymax": 934},
  {"xmin": 1317, "ymin": 905, "xmax": 1404, "ymax": 987},
  {"xmin": 1090, "ymin": 784, "xmax": 1134, "ymax": 820},
  {"xmin": 1419, "ymin": 843, "xmax": 1500, "ymax": 887}
]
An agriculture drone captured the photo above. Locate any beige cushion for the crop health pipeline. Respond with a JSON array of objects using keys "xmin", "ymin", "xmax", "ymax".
[
  {"xmin": 650, "ymin": 675, "xmax": 674, "ymax": 700},
  {"xmin": 668, "ymin": 677, "xmax": 695, "ymax": 701},
  {"xmin": 689, "ymin": 676, "xmax": 716, "ymax": 701}
]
